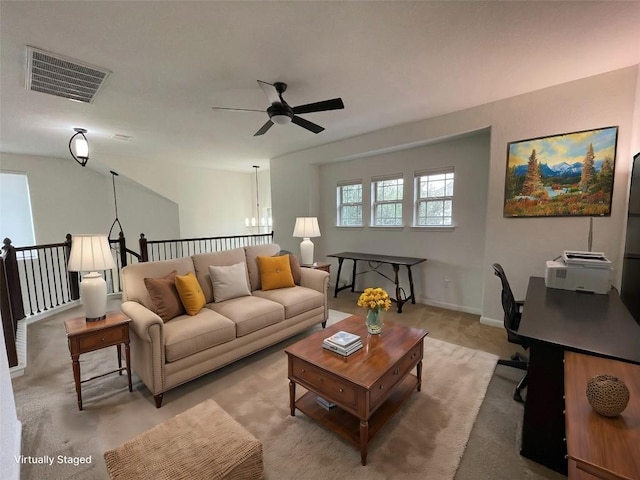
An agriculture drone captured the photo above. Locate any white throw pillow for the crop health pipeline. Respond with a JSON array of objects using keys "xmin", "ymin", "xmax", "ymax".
[{"xmin": 208, "ymin": 262, "xmax": 251, "ymax": 303}]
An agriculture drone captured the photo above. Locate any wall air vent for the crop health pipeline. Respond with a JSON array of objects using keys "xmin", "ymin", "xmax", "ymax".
[{"xmin": 25, "ymin": 46, "xmax": 111, "ymax": 103}]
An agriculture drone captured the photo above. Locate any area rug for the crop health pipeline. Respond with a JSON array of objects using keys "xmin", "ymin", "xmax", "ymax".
[
  {"xmin": 12, "ymin": 308, "xmax": 497, "ymax": 479},
  {"xmin": 217, "ymin": 335, "xmax": 497, "ymax": 479}
]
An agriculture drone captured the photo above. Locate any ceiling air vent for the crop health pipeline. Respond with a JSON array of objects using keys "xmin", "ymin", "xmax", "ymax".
[{"xmin": 25, "ymin": 46, "xmax": 111, "ymax": 103}]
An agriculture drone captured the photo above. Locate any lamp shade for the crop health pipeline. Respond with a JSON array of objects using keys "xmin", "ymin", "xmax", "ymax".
[
  {"xmin": 68, "ymin": 234, "xmax": 115, "ymax": 272},
  {"xmin": 293, "ymin": 217, "xmax": 321, "ymax": 238},
  {"xmin": 73, "ymin": 135, "xmax": 89, "ymax": 159}
]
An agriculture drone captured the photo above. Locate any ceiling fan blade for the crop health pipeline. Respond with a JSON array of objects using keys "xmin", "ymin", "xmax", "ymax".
[
  {"xmin": 292, "ymin": 98, "xmax": 344, "ymax": 115},
  {"xmin": 257, "ymin": 80, "xmax": 281, "ymax": 105},
  {"xmin": 211, "ymin": 106, "xmax": 265, "ymax": 113},
  {"xmin": 292, "ymin": 115, "xmax": 324, "ymax": 134},
  {"xmin": 254, "ymin": 120, "xmax": 274, "ymax": 136}
]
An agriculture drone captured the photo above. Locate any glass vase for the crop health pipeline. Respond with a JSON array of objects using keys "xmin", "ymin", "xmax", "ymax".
[{"xmin": 365, "ymin": 309, "xmax": 383, "ymax": 335}]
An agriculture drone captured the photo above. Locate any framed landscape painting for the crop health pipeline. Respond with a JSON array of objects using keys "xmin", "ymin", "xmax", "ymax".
[{"xmin": 503, "ymin": 126, "xmax": 618, "ymax": 218}]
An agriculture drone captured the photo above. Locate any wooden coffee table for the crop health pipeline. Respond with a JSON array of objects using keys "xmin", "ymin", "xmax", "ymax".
[{"xmin": 285, "ymin": 315, "xmax": 428, "ymax": 465}]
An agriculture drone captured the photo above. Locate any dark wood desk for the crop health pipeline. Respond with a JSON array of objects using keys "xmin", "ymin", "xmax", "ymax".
[
  {"xmin": 518, "ymin": 277, "xmax": 640, "ymax": 475},
  {"xmin": 564, "ymin": 351, "xmax": 640, "ymax": 480},
  {"xmin": 327, "ymin": 252, "xmax": 427, "ymax": 313}
]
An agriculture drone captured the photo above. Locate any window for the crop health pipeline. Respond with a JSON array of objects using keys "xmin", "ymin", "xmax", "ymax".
[
  {"xmin": 414, "ymin": 168, "xmax": 454, "ymax": 226},
  {"xmin": 372, "ymin": 175, "xmax": 403, "ymax": 226},
  {"xmin": 337, "ymin": 180, "xmax": 363, "ymax": 226},
  {"xmin": 0, "ymin": 172, "xmax": 36, "ymax": 247}
]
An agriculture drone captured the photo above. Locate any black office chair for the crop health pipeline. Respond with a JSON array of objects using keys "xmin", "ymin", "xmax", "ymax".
[{"xmin": 492, "ymin": 263, "xmax": 529, "ymax": 402}]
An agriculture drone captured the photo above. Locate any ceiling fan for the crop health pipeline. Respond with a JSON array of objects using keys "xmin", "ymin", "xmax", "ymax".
[{"xmin": 211, "ymin": 80, "xmax": 344, "ymax": 136}]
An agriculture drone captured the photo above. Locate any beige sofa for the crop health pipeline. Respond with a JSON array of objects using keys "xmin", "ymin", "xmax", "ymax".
[{"xmin": 120, "ymin": 243, "xmax": 329, "ymax": 407}]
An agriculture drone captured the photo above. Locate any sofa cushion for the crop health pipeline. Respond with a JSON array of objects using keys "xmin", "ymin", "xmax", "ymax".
[
  {"xmin": 253, "ymin": 286, "xmax": 325, "ymax": 319},
  {"xmin": 257, "ymin": 255, "xmax": 295, "ymax": 291},
  {"xmin": 144, "ymin": 270, "xmax": 185, "ymax": 322},
  {"xmin": 209, "ymin": 262, "xmax": 251, "ymax": 302},
  {"xmin": 175, "ymin": 272, "xmax": 206, "ymax": 316},
  {"xmin": 192, "ymin": 248, "xmax": 248, "ymax": 304},
  {"xmin": 275, "ymin": 251, "xmax": 302, "ymax": 285},
  {"xmin": 208, "ymin": 296, "xmax": 284, "ymax": 337},
  {"xmin": 163, "ymin": 309, "xmax": 236, "ymax": 363},
  {"xmin": 121, "ymin": 257, "xmax": 195, "ymax": 311},
  {"xmin": 244, "ymin": 244, "xmax": 280, "ymax": 291}
]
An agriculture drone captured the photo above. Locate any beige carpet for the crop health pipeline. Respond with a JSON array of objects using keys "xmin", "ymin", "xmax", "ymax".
[{"xmin": 12, "ymin": 309, "xmax": 497, "ymax": 479}]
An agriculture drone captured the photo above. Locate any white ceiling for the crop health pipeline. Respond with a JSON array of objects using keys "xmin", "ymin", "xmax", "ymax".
[{"xmin": 1, "ymin": 1, "xmax": 639, "ymax": 173}]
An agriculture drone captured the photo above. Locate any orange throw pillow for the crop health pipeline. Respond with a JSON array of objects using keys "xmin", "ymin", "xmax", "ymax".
[
  {"xmin": 257, "ymin": 255, "xmax": 295, "ymax": 291},
  {"xmin": 174, "ymin": 272, "xmax": 206, "ymax": 316}
]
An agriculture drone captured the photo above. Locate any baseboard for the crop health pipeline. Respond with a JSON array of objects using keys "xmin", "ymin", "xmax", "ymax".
[
  {"xmin": 418, "ymin": 297, "xmax": 481, "ymax": 315},
  {"xmin": 25, "ymin": 301, "xmax": 81, "ymax": 325},
  {"xmin": 480, "ymin": 316, "xmax": 503, "ymax": 328}
]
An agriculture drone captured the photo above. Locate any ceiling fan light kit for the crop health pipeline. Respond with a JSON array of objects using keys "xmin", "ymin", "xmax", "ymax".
[
  {"xmin": 211, "ymin": 80, "xmax": 344, "ymax": 136},
  {"xmin": 270, "ymin": 113, "xmax": 292, "ymax": 125}
]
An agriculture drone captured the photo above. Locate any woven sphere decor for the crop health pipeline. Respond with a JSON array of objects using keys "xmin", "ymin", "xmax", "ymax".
[{"xmin": 586, "ymin": 374, "xmax": 630, "ymax": 417}]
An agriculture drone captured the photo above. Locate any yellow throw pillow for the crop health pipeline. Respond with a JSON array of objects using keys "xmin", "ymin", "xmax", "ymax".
[
  {"xmin": 174, "ymin": 272, "xmax": 206, "ymax": 316},
  {"xmin": 257, "ymin": 255, "xmax": 295, "ymax": 291}
]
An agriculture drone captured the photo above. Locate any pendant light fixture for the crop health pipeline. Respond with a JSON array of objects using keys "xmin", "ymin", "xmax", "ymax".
[
  {"xmin": 107, "ymin": 170, "xmax": 125, "ymax": 239},
  {"xmin": 69, "ymin": 128, "xmax": 89, "ymax": 166},
  {"xmin": 245, "ymin": 165, "xmax": 271, "ymax": 230}
]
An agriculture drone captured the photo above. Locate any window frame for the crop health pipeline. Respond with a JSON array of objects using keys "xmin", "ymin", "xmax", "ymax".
[
  {"xmin": 336, "ymin": 180, "xmax": 363, "ymax": 227},
  {"xmin": 371, "ymin": 174, "xmax": 404, "ymax": 227},
  {"xmin": 414, "ymin": 168, "xmax": 455, "ymax": 227}
]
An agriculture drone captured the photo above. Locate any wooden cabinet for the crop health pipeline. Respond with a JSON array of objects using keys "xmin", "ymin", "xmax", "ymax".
[
  {"xmin": 621, "ymin": 152, "xmax": 640, "ymax": 324},
  {"xmin": 64, "ymin": 311, "xmax": 132, "ymax": 410}
]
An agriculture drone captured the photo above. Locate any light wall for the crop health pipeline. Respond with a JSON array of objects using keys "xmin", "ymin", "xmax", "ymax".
[
  {"xmin": 0, "ymin": 152, "xmax": 179, "ymax": 246},
  {"xmin": 101, "ymin": 156, "xmax": 270, "ymax": 238},
  {"xmin": 271, "ymin": 65, "xmax": 639, "ymax": 323},
  {"xmin": 0, "ymin": 151, "xmax": 273, "ymax": 248},
  {"xmin": 318, "ymin": 131, "xmax": 490, "ymax": 313}
]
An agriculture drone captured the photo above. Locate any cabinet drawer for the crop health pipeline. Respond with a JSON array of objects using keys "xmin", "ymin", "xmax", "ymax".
[
  {"xmin": 77, "ymin": 326, "xmax": 126, "ymax": 352},
  {"xmin": 370, "ymin": 344, "xmax": 422, "ymax": 408},
  {"xmin": 290, "ymin": 358, "xmax": 358, "ymax": 410}
]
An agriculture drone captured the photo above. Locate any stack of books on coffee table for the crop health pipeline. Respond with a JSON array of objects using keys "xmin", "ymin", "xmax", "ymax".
[{"xmin": 322, "ymin": 331, "xmax": 362, "ymax": 356}]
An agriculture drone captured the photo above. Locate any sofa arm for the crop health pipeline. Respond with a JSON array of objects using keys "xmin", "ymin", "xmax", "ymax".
[
  {"xmin": 121, "ymin": 301, "xmax": 164, "ymax": 342},
  {"xmin": 299, "ymin": 267, "xmax": 329, "ymax": 293},
  {"xmin": 121, "ymin": 301, "xmax": 165, "ymax": 397}
]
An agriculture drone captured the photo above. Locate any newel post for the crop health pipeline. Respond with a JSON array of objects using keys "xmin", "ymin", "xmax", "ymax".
[
  {"xmin": 1, "ymin": 238, "xmax": 25, "ymax": 327},
  {"xmin": 1, "ymin": 238, "xmax": 23, "ymax": 367},
  {"xmin": 65, "ymin": 234, "xmax": 80, "ymax": 300},
  {"xmin": 118, "ymin": 231, "xmax": 127, "ymax": 268},
  {"xmin": 139, "ymin": 233, "xmax": 149, "ymax": 262}
]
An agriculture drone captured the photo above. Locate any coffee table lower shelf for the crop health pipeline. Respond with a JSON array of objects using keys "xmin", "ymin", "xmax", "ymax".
[{"xmin": 294, "ymin": 374, "xmax": 419, "ymax": 456}]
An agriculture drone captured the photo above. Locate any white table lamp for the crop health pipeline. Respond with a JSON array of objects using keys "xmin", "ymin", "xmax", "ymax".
[
  {"xmin": 68, "ymin": 234, "xmax": 115, "ymax": 322},
  {"xmin": 293, "ymin": 217, "xmax": 321, "ymax": 266}
]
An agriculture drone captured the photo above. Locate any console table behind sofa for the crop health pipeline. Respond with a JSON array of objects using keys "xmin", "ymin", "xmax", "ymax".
[{"xmin": 328, "ymin": 252, "xmax": 426, "ymax": 313}]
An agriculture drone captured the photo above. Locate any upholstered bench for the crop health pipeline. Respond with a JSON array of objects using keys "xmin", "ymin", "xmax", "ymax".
[{"xmin": 104, "ymin": 399, "xmax": 263, "ymax": 479}]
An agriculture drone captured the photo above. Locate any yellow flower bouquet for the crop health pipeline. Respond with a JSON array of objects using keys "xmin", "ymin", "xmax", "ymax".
[
  {"xmin": 357, "ymin": 287, "xmax": 392, "ymax": 312},
  {"xmin": 357, "ymin": 287, "xmax": 391, "ymax": 334}
]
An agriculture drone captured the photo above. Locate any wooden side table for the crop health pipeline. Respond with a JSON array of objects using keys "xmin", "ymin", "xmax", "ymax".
[
  {"xmin": 64, "ymin": 311, "xmax": 132, "ymax": 410},
  {"xmin": 302, "ymin": 262, "xmax": 331, "ymax": 273}
]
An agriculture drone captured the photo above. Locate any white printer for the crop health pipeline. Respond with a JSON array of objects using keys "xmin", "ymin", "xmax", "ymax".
[{"xmin": 544, "ymin": 250, "xmax": 612, "ymax": 294}]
